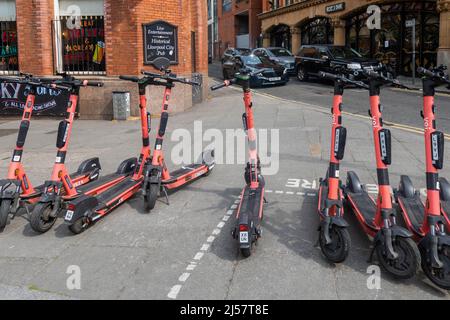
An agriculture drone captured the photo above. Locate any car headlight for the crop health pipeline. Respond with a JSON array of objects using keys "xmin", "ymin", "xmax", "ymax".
[
  {"xmin": 347, "ymin": 63, "xmax": 362, "ymax": 70},
  {"xmin": 283, "ymin": 68, "xmax": 288, "ymax": 75},
  {"xmin": 257, "ymin": 73, "xmax": 263, "ymax": 77}
]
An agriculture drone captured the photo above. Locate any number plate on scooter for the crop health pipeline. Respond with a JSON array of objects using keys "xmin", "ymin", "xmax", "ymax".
[
  {"xmin": 65, "ymin": 210, "xmax": 74, "ymax": 221},
  {"xmin": 239, "ymin": 232, "xmax": 249, "ymax": 243}
]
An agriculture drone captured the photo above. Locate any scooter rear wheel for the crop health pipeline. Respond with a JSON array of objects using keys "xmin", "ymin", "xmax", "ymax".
[
  {"xmin": 0, "ymin": 199, "xmax": 11, "ymax": 230},
  {"xmin": 241, "ymin": 248, "xmax": 252, "ymax": 258},
  {"xmin": 69, "ymin": 217, "xmax": 90, "ymax": 235},
  {"xmin": 319, "ymin": 225, "xmax": 350, "ymax": 263},
  {"xmin": 376, "ymin": 237, "xmax": 420, "ymax": 279},
  {"xmin": 144, "ymin": 184, "xmax": 159, "ymax": 212},
  {"xmin": 30, "ymin": 202, "xmax": 57, "ymax": 233},
  {"xmin": 420, "ymin": 243, "xmax": 450, "ymax": 290}
]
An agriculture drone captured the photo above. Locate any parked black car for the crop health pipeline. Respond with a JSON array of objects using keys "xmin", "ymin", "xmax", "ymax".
[
  {"xmin": 222, "ymin": 53, "xmax": 289, "ymax": 87},
  {"xmin": 252, "ymin": 47, "xmax": 296, "ymax": 75},
  {"xmin": 294, "ymin": 45, "xmax": 382, "ymax": 82},
  {"xmin": 221, "ymin": 47, "xmax": 252, "ymax": 64}
]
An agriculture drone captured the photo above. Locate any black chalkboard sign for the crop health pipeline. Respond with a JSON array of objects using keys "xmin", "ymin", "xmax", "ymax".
[
  {"xmin": 0, "ymin": 83, "xmax": 69, "ymax": 116},
  {"xmin": 143, "ymin": 20, "xmax": 178, "ymax": 66}
]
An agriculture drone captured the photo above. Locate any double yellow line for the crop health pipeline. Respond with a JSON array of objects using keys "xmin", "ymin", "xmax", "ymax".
[{"xmin": 250, "ymin": 89, "xmax": 450, "ymax": 141}]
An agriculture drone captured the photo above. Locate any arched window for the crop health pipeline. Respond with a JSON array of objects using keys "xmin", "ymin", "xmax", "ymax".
[
  {"xmin": 300, "ymin": 17, "xmax": 333, "ymax": 45},
  {"xmin": 269, "ymin": 24, "xmax": 291, "ymax": 50},
  {"xmin": 345, "ymin": 1, "xmax": 439, "ymax": 76}
]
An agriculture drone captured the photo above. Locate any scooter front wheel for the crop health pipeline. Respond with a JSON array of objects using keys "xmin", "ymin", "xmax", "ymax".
[
  {"xmin": 420, "ymin": 243, "xmax": 450, "ymax": 290},
  {"xmin": 319, "ymin": 225, "xmax": 350, "ymax": 263},
  {"xmin": 376, "ymin": 237, "xmax": 420, "ymax": 279},
  {"xmin": 30, "ymin": 202, "xmax": 57, "ymax": 233},
  {"xmin": 144, "ymin": 184, "xmax": 159, "ymax": 212},
  {"xmin": 0, "ymin": 199, "xmax": 11, "ymax": 230}
]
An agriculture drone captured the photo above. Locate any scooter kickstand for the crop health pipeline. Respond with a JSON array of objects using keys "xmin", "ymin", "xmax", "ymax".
[
  {"xmin": 162, "ymin": 187, "xmax": 170, "ymax": 206},
  {"xmin": 263, "ymin": 197, "xmax": 268, "ymax": 204}
]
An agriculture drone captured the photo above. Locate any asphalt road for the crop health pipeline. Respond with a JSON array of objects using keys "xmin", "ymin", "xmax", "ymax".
[{"xmin": 209, "ymin": 62, "xmax": 450, "ymax": 133}]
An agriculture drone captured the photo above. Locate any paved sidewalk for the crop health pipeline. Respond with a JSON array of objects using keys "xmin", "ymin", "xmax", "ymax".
[{"xmin": 0, "ymin": 86, "xmax": 448, "ymax": 300}]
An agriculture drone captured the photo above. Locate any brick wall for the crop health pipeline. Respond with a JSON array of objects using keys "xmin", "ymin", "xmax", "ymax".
[
  {"xmin": 11, "ymin": 0, "xmax": 209, "ymax": 119},
  {"xmin": 104, "ymin": 0, "xmax": 208, "ymax": 76},
  {"xmin": 16, "ymin": 0, "xmax": 54, "ymax": 75},
  {"xmin": 218, "ymin": 0, "xmax": 262, "ymax": 56}
]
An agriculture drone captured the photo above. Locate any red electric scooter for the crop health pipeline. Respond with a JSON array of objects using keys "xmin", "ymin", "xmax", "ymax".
[
  {"xmin": 28, "ymin": 75, "xmax": 140, "ymax": 233},
  {"xmin": 395, "ymin": 66, "xmax": 450, "ymax": 289},
  {"xmin": 317, "ymin": 70, "xmax": 368, "ymax": 263},
  {"xmin": 211, "ymin": 67, "xmax": 266, "ymax": 258},
  {"xmin": 63, "ymin": 58, "xmax": 213, "ymax": 233},
  {"xmin": 0, "ymin": 74, "xmax": 101, "ymax": 231},
  {"xmin": 343, "ymin": 68, "xmax": 420, "ymax": 279},
  {"xmin": 139, "ymin": 58, "xmax": 215, "ymax": 211}
]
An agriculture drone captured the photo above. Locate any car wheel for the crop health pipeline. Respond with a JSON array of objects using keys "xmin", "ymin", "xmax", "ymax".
[{"xmin": 296, "ymin": 65, "xmax": 308, "ymax": 82}]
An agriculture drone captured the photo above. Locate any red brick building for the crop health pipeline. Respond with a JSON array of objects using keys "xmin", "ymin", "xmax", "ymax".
[
  {"xmin": 0, "ymin": 0, "xmax": 208, "ymax": 119},
  {"xmin": 218, "ymin": 0, "xmax": 262, "ymax": 57}
]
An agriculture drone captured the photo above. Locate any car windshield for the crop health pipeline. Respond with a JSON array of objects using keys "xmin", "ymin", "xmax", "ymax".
[
  {"xmin": 269, "ymin": 48, "xmax": 292, "ymax": 57},
  {"xmin": 236, "ymin": 48, "xmax": 251, "ymax": 55},
  {"xmin": 241, "ymin": 55, "xmax": 262, "ymax": 65},
  {"xmin": 328, "ymin": 47, "xmax": 362, "ymax": 59}
]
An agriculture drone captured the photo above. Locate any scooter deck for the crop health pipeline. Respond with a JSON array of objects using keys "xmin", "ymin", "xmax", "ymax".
[
  {"xmin": 76, "ymin": 173, "xmax": 125, "ymax": 194},
  {"xmin": 397, "ymin": 195, "xmax": 424, "ymax": 235},
  {"xmin": 162, "ymin": 164, "xmax": 205, "ymax": 184},
  {"xmin": 346, "ymin": 191, "xmax": 377, "ymax": 229},
  {"xmin": 94, "ymin": 177, "xmax": 143, "ymax": 211},
  {"xmin": 237, "ymin": 185, "xmax": 264, "ymax": 221}
]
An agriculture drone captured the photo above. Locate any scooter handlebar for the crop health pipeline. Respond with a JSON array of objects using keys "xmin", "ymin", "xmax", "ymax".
[
  {"xmin": 119, "ymin": 75, "xmax": 140, "ymax": 82},
  {"xmin": 319, "ymin": 72, "xmax": 339, "ymax": 80},
  {"xmin": 417, "ymin": 67, "xmax": 450, "ymax": 85},
  {"xmin": 140, "ymin": 70, "xmax": 199, "ymax": 86},
  {"xmin": 84, "ymin": 80, "xmax": 104, "ymax": 87},
  {"xmin": 319, "ymin": 72, "xmax": 368, "ymax": 89},
  {"xmin": 210, "ymin": 79, "xmax": 236, "ymax": 91}
]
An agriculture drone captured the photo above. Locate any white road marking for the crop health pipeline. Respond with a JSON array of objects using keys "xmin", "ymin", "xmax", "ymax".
[
  {"xmin": 186, "ymin": 264, "xmax": 197, "ymax": 271},
  {"xmin": 266, "ymin": 190, "xmax": 273, "ymax": 193},
  {"xmin": 193, "ymin": 252, "xmax": 204, "ymax": 260},
  {"xmin": 167, "ymin": 199, "xmax": 239, "ymax": 299},
  {"xmin": 179, "ymin": 273, "xmax": 190, "ymax": 282},
  {"xmin": 275, "ymin": 190, "xmax": 284, "ymax": 194},
  {"xmin": 167, "ymin": 285, "xmax": 182, "ymax": 299}
]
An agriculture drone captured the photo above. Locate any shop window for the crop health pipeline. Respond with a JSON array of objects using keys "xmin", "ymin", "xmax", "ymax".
[
  {"xmin": 301, "ymin": 17, "xmax": 333, "ymax": 45},
  {"xmin": 0, "ymin": 0, "xmax": 17, "ymax": 74},
  {"xmin": 55, "ymin": 0, "xmax": 105, "ymax": 75},
  {"xmin": 269, "ymin": 24, "xmax": 291, "ymax": 50},
  {"xmin": 345, "ymin": 1, "xmax": 439, "ymax": 76},
  {"xmin": 0, "ymin": 21, "xmax": 17, "ymax": 74},
  {"xmin": 60, "ymin": 16, "xmax": 105, "ymax": 74}
]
